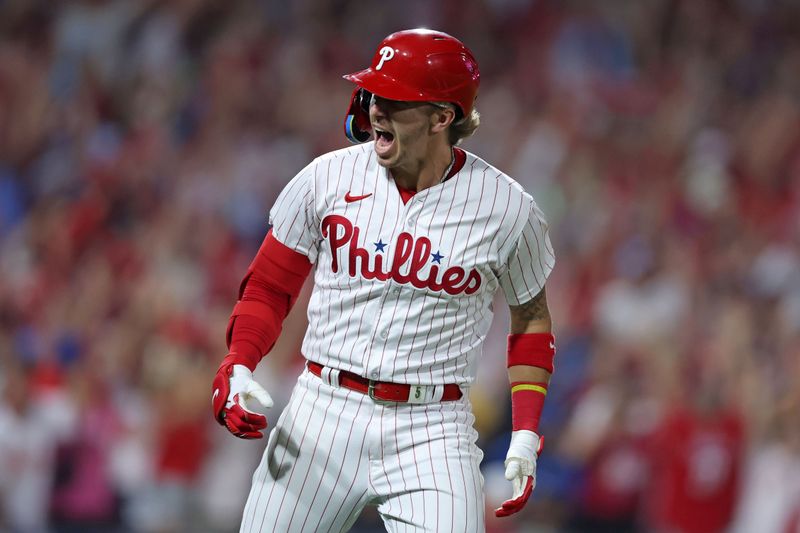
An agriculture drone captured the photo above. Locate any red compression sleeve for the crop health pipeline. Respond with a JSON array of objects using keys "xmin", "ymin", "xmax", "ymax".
[
  {"xmin": 507, "ymin": 332, "xmax": 556, "ymax": 373},
  {"xmin": 511, "ymin": 381, "xmax": 548, "ymax": 432},
  {"xmin": 507, "ymin": 333, "xmax": 555, "ymax": 432},
  {"xmin": 225, "ymin": 230, "xmax": 313, "ymax": 371}
]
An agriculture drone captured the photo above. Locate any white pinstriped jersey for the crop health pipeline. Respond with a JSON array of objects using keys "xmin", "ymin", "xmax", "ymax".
[{"xmin": 269, "ymin": 143, "xmax": 555, "ymax": 386}]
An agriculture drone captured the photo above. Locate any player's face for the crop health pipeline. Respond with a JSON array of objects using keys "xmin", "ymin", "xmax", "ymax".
[{"xmin": 369, "ymin": 95, "xmax": 441, "ymax": 170}]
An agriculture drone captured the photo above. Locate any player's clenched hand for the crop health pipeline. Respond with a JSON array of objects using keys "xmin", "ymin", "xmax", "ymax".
[
  {"xmin": 495, "ymin": 430, "xmax": 543, "ymax": 517},
  {"xmin": 212, "ymin": 360, "xmax": 273, "ymax": 439}
]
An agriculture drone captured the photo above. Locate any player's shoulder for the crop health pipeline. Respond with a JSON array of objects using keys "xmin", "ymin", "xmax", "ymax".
[
  {"xmin": 461, "ymin": 149, "xmax": 534, "ymax": 204},
  {"xmin": 311, "ymin": 143, "xmax": 374, "ymax": 167},
  {"xmin": 303, "ymin": 143, "xmax": 377, "ymax": 185}
]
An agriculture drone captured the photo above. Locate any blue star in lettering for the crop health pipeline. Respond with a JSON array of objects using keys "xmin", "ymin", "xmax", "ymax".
[
  {"xmin": 431, "ymin": 251, "xmax": 444, "ymax": 264},
  {"xmin": 374, "ymin": 239, "xmax": 387, "ymax": 253}
]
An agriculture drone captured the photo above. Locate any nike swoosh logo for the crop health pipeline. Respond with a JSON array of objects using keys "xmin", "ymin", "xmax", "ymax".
[
  {"xmin": 549, "ymin": 342, "xmax": 555, "ymax": 350},
  {"xmin": 212, "ymin": 389, "xmax": 219, "ymax": 405},
  {"xmin": 345, "ymin": 192, "xmax": 372, "ymax": 203}
]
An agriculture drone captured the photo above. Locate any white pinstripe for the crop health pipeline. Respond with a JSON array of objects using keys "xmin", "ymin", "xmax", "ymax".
[
  {"xmin": 269, "ymin": 145, "xmax": 554, "ymax": 385},
  {"xmin": 244, "ymin": 143, "xmax": 554, "ymax": 530},
  {"xmin": 241, "ymin": 370, "xmax": 485, "ymax": 533}
]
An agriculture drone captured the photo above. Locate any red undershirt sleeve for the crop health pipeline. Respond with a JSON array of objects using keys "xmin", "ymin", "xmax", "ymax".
[{"xmin": 224, "ymin": 230, "xmax": 313, "ymax": 371}]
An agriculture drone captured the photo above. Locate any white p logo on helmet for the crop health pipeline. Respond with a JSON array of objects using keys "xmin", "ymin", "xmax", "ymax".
[{"xmin": 376, "ymin": 46, "xmax": 395, "ymax": 71}]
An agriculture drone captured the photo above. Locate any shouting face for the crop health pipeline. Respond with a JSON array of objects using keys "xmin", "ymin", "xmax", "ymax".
[{"xmin": 369, "ymin": 95, "xmax": 452, "ymax": 176}]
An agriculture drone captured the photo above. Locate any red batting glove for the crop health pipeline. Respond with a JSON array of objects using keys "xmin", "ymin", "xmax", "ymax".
[
  {"xmin": 495, "ymin": 431, "xmax": 544, "ymax": 517},
  {"xmin": 212, "ymin": 360, "xmax": 274, "ymax": 439}
]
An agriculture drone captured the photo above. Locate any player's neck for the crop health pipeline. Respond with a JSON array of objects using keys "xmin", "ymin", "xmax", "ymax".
[{"xmin": 391, "ymin": 141, "xmax": 454, "ymax": 192}]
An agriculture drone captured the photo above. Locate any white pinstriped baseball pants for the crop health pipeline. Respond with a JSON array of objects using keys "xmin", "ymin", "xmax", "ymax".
[{"xmin": 240, "ymin": 368, "xmax": 485, "ymax": 532}]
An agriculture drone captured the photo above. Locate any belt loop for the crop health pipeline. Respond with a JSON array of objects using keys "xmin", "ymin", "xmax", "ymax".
[
  {"xmin": 328, "ymin": 368, "xmax": 341, "ymax": 388},
  {"xmin": 429, "ymin": 385, "xmax": 444, "ymax": 403},
  {"xmin": 319, "ymin": 366, "xmax": 341, "ymax": 388}
]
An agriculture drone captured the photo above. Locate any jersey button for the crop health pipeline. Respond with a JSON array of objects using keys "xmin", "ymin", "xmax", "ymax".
[
  {"xmin": 407, "ymin": 217, "xmax": 416, "ymax": 226},
  {"xmin": 371, "ymin": 370, "xmax": 379, "ymax": 379},
  {"xmin": 391, "ymin": 287, "xmax": 401, "ymax": 296},
  {"xmin": 380, "ymin": 329, "xmax": 389, "ymax": 339}
]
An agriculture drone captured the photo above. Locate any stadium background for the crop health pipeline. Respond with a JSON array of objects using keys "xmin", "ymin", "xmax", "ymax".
[{"xmin": 0, "ymin": 0, "xmax": 798, "ymax": 532}]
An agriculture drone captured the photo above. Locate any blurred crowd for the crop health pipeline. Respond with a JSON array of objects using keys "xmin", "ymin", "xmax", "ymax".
[{"xmin": 0, "ymin": 0, "xmax": 799, "ymax": 532}]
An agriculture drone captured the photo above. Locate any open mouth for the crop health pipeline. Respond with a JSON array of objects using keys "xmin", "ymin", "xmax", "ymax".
[{"xmin": 374, "ymin": 128, "xmax": 395, "ymax": 156}]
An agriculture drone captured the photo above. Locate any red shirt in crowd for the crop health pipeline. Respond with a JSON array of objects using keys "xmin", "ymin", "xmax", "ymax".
[
  {"xmin": 645, "ymin": 406, "xmax": 745, "ymax": 533},
  {"xmin": 581, "ymin": 432, "xmax": 652, "ymax": 520}
]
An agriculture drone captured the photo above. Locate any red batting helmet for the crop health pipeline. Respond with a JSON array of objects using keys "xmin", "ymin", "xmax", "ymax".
[{"xmin": 342, "ymin": 29, "xmax": 481, "ymax": 143}]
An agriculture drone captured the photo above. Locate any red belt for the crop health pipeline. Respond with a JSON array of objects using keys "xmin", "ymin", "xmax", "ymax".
[{"xmin": 307, "ymin": 361, "xmax": 462, "ymax": 403}]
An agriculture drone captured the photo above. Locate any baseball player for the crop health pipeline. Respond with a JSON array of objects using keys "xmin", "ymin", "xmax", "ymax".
[{"xmin": 211, "ymin": 29, "xmax": 556, "ymax": 532}]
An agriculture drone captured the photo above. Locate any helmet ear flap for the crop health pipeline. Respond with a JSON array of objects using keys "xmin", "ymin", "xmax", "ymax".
[{"xmin": 344, "ymin": 88, "xmax": 373, "ymax": 143}]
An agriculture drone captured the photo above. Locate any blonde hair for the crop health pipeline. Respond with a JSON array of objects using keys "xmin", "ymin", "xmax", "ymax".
[
  {"xmin": 430, "ymin": 103, "xmax": 480, "ymax": 146},
  {"xmin": 448, "ymin": 108, "xmax": 480, "ymax": 146}
]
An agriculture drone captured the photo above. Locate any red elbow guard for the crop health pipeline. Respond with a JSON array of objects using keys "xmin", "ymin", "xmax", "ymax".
[
  {"xmin": 507, "ymin": 333, "xmax": 556, "ymax": 373},
  {"xmin": 224, "ymin": 231, "xmax": 313, "ymax": 370}
]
